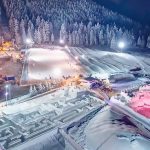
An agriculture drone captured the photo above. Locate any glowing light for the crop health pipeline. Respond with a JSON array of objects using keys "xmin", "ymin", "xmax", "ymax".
[
  {"xmin": 52, "ymin": 68, "xmax": 62, "ymax": 76},
  {"xmin": 65, "ymin": 45, "xmax": 68, "ymax": 49},
  {"xmin": 5, "ymin": 92, "xmax": 8, "ymax": 96},
  {"xmin": 60, "ymin": 39, "xmax": 64, "ymax": 44},
  {"xmin": 99, "ymin": 73, "xmax": 109, "ymax": 79},
  {"xmin": 26, "ymin": 38, "xmax": 32, "ymax": 44},
  {"xmin": 75, "ymin": 56, "xmax": 78, "ymax": 60},
  {"xmin": 81, "ymin": 54, "xmax": 85, "ymax": 59},
  {"xmin": 5, "ymin": 85, "xmax": 8, "ymax": 88},
  {"xmin": 118, "ymin": 41, "xmax": 125, "ymax": 49}
]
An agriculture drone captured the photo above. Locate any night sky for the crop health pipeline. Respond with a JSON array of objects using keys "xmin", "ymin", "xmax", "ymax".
[{"xmin": 96, "ymin": 0, "xmax": 150, "ymax": 25}]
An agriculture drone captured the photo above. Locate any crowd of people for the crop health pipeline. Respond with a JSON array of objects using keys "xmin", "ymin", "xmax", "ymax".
[{"xmin": 1, "ymin": 0, "xmax": 150, "ymax": 48}]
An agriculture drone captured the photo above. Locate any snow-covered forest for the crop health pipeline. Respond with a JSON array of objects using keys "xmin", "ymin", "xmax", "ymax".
[{"xmin": 1, "ymin": 0, "xmax": 150, "ymax": 48}]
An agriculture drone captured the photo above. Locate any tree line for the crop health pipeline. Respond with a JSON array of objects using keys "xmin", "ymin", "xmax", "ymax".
[{"xmin": 1, "ymin": 0, "xmax": 150, "ymax": 48}]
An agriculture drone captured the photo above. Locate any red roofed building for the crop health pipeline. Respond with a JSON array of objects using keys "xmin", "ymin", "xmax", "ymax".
[{"xmin": 130, "ymin": 85, "xmax": 150, "ymax": 118}]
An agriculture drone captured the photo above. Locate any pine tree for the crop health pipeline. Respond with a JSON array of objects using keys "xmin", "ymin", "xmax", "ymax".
[
  {"xmin": 27, "ymin": 26, "xmax": 33, "ymax": 42},
  {"xmin": 14, "ymin": 19, "xmax": 21, "ymax": 45},
  {"xmin": 20, "ymin": 19, "xmax": 26, "ymax": 44},
  {"xmin": 137, "ymin": 36, "xmax": 142, "ymax": 47},
  {"xmin": 141, "ymin": 36, "xmax": 145, "ymax": 48},
  {"xmin": 85, "ymin": 33, "xmax": 89, "ymax": 46},
  {"xmin": 28, "ymin": 20, "xmax": 34, "ymax": 41},
  {"xmin": 117, "ymin": 28, "xmax": 123, "ymax": 39},
  {"xmin": 45, "ymin": 21, "xmax": 50, "ymax": 42},
  {"xmin": 146, "ymin": 35, "xmax": 150, "ymax": 48},
  {"xmin": 51, "ymin": 33, "xmax": 54, "ymax": 44},
  {"xmin": 37, "ymin": 28, "xmax": 42, "ymax": 44},
  {"xmin": 60, "ymin": 23, "xmax": 68, "ymax": 42},
  {"xmin": 99, "ymin": 30, "xmax": 104, "ymax": 46},
  {"xmin": 36, "ymin": 16, "xmax": 41, "ymax": 27},
  {"xmin": 68, "ymin": 33, "xmax": 72, "ymax": 46},
  {"xmin": 93, "ymin": 28, "xmax": 97, "ymax": 45},
  {"xmin": 72, "ymin": 31, "xmax": 76, "ymax": 45},
  {"xmin": 42, "ymin": 26, "xmax": 47, "ymax": 43},
  {"xmin": 76, "ymin": 32, "xmax": 80, "ymax": 45},
  {"xmin": 90, "ymin": 29, "xmax": 94, "ymax": 46},
  {"xmin": 110, "ymin": 35, "xmax": 116, "ymax": 49},
  {"xmin": 9, "ymin": 15, "xmax": 15, "ymax": 37}
]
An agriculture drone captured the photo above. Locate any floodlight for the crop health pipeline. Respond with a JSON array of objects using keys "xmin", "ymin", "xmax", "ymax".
[{"xmin": 118, "ymin": 41, "xmax": 125, "ymax": 49}]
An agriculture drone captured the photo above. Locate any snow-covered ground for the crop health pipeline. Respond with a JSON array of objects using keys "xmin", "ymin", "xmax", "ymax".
[
  {"xmin": 21, "ymin": 47, "xmax": 83, "ymax": 84},
  {"xmin": 60, "ymin": 105, "xmax": 150, "ymax": 150},
  {"xmin": 85, "ymin": 107, "xmax": 150, "ymax": 150},
  {"xmin": 0, "ymin": 86, "xmax": 104, "ymax": 150},
  {"xmin": 21, "ymin": 46, "xmax": 150, "ymax": 85},
  {"xmin": 68, "ymin": 47, "xmax": 150, "ymax": 77},
  {"xmin": 2, "ymin": 46, "xmax": 150, "ymax": 149}
]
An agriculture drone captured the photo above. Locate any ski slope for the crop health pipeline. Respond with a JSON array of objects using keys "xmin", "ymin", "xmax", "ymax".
[{"xmin": 21, "ymin": 46, "xmax": 150, "ymax": 85}]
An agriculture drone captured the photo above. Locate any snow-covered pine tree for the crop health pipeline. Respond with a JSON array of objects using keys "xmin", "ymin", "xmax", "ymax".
[
  {"xmin": 20, "ymin": 19, "xmax": 26, "ymax": 44},
  {"xmin": 99, "ymin": 30, "xmax": 104, "ymax": 46},
  {"xmin": 90, "ymin": 28, "xmax": 94, "ymax": 46},
  {"xmin": 72, "ymin": 31, "xmax": 76, "ymax": 46},
  {"xmin": 93, "ymin": 27, "xmax": 97, "ymax": 45},
  {"xmin": 36, "ymin": 16, "xmax": 41, "ymax": 28},
  {"xmin": 9, "ymin": 15, "xmax": 15, "ymax": 37},
  {"xmin": 34, "ymin": 29, "xmax": 38, "ymax": 44},
  {"xmin": 141, "ymin": 36, "xmax": 145, "ymax": 48},
  {"xmin": 146, "ymin": 35, "xmax": 150, "ymax": 48},
  {"xmin": 76, "ymin": 32, "xmax": 80, "ymax": 45},
  {"xmin": 27, "ymin": 26, "xmax": 33, "ymax": 42},
  {"xmin": 85, "ymin": 33, "xmax": 89, "ymax": 46},
  {"xmin": 68, "ymin": 32, "xmax": 72, "ymax": 46},
  {"xmin": 42, "ymin": 26, "xmax": 47, "ymax": 43},
  {"xmin": 37, "ymin": 28, "xmax": 42, "ymax": 44},
  {"xmin": 45, "ymin": 21, "xmax": 50, "ymax": 43},
  {"xmin": 26, "ymin": 21, "xmax": 34, "ymax": 44},
  {"xmin": 60, "ymin": 23, "xmax": 67, "ymax": 42},
  {"xmin": 14, "ymin": 19, "xmax": 21, "ymax": 45},
  {"xmin": 137, "ymin": 36, "xmax": 142, "ymax": 47},
  {"xmin": 110, "ymin": 35, "xmax": 117, "ymax": 49},
  {"xmin": 87, "ymin": 21, "xmax": 92, "ymax": 33},
  {"xmin": 51, "ymin": 33, "xmax": 55, "ymax": 44},
  {"xmin": 117, "ymin": 28, "xmax": 123, "ymax": 39}
]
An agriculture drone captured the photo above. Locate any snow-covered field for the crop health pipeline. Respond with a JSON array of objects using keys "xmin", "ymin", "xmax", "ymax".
[
  {"xmin": 21, "ymin": 46, "xmax": 150, "ymax": 85},
  {"xmin": 21, "ymin": 47, "xmax": 83, "ymax": 84},
  {"xmin": 2, "ymin": 46, "xmax": 150, "ymax": 150}
]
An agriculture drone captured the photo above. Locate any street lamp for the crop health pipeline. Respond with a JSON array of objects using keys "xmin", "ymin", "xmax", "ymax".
[
  {"xmin": 81, "ymin": 54, "xmax": 85, "ymax": 59},
  {"xmin": 26, "ymin": 38, "xmax": 33, "ymax": 48},
  {"xmin": 118, "ymin": 41, "xmax": 125, "ymax": 54},
  {"xmin": 60, "ymin": 39, "xmax": 64, "ymax": 44},
  {"xmin": 26, "ymin": 38, "xmax": 32, "ymax": 44},
  {"xmin": 75, "ymin": 56, "xmax": 78, "ymax": 60},
  {"xmin": 118, "ymin": 41, "xmax": 125, "ymax": 49}
]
